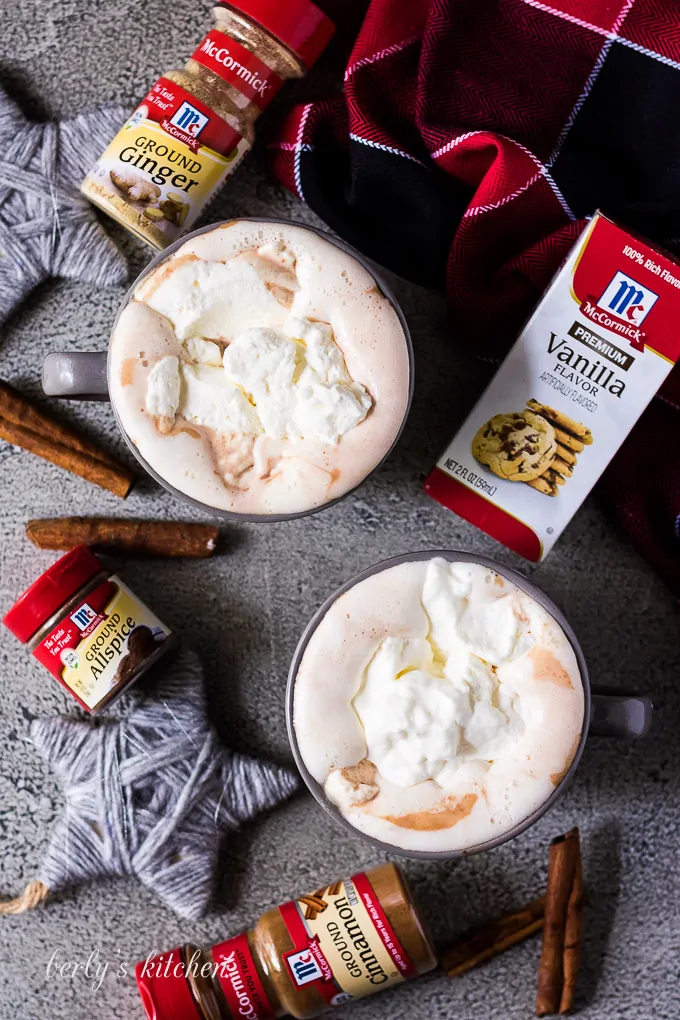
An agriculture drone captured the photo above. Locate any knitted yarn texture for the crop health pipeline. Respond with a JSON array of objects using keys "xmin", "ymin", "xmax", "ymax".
[
  {"xmin": 0, "ymin": 647, "xmax": 298, "ymax": 920},
  {"xmin": 0, "ymin": 86, "xmax": 127, "ymax": 325}
]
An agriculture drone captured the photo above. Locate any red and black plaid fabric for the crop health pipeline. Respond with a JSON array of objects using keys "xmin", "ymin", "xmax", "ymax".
[{"xmin": 272, "ymin": 0, "xmax": 680, "ymax": 595}]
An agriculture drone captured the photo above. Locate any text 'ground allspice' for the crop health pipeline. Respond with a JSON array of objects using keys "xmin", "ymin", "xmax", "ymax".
[
  {"xmin": 135, "ymin": 863, "xmax": 437, "ymax": 1018},
  {"xmin": 81, "ymin": 1, "xmax": 334, "ymax": 249}
]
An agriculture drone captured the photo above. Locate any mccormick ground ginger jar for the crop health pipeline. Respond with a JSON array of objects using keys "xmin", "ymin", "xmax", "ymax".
[
  {"xmin": 81, "ymin": 0, "xmax": 334, "ymax": 249},
  {"xmin": 2, "ymin": 546, "xmax": 173, "ymax": 713},
  {"xmin": 135, "ymin": 863, "xmax": 437, "ymax": 1018}
]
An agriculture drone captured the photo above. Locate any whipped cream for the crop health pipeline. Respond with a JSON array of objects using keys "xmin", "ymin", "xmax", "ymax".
[
  {"xmin": 141, "ymin": 256, "xmax": 292, "ymax": 342},
  {"xmin": 109, "ymin": 221, "xmax": 409, "ymax": 514},
  {"xmin": 145, "ymin": 354, "xmax": 180, "ymax": 429},
  {"xmin": 325, "ymin": 768, "xmax": 379, "ymax": 808},
  {"xmin": 185, "ymin": 337, "xmax": 222, "ymax": 366},
  {"xmin": 295, "ymin": 558, "xmax": 584, "ymax": 852},
  {"xmin": 144, "ymin": 317, "xmax": 371, "ymax": 444},
  {"xmin": 181, "ymin": 363, "xmax": 261, "ymax": 433},
  {"xmin": 352, "ymin": 632, "xmax": 523, "ymax": 789},
  {"xmin": 223, "ymin": 322, "xmax": 371, "ymax": 443}
]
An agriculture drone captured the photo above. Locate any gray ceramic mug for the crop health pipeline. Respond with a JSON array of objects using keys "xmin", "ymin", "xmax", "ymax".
[
  {"xmin": 286, "ymin": 549, "xmax": 653, "ymax": 860},
  {"xmin": 42, "ymin": 218, "xmax": 414, "ymax": 523}
]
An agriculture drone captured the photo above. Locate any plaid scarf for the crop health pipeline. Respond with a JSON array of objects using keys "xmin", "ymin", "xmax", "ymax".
[{"xmin": 272, "ymin": 0, "xmax": 680, "ymax": 595}]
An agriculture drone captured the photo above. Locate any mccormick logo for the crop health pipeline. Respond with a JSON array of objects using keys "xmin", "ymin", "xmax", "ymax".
[
  {"xmin": 578, "ymin": 270, "xmax": 658, "ymax": 352},
  {"xmin": 286, "ymin": 948, "xmax": 324, "ymax": 987},
  {"xmin": 69, "ymin": 602, "xmax": 103, "ymax": 638},
  {"xmin": 599, "ymin": 271, "xmax": 658, "ymax": 325},
  {"xmin": 161, "ymin": 101, "xmax": 209, "ymax": 152},
  {"xmin": 70, "ymin": 603, "xmax": 97, "ymax": 631},
  {"xmin": 170, "ymin": 101, "xmax": 208, "ymax": 138}
]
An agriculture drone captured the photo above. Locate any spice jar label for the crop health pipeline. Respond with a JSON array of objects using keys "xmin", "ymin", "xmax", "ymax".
[
  {"xmin": 190, "ymin": 31, "xmax": 284, "ymax": 108},
  {"xmin": 212, "ymin": 933, "xmax": 277, "ymax": 1019},
  {"xmin": 278, "ymin": 872, "xmax": 417, "ymax": 1007},
  {"xmin": 81, "ymin": 77, "xmax": 250, "ymax": 249},
  {"xmin": 32, "ymin": 575, "xmax": 172, "ymax": 711}
]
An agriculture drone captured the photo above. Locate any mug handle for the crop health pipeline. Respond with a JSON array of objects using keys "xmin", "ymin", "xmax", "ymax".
[
  {"xmin": 589, "ymin": 687, "xmax": 653, "ymax": 738},
  {"xmin": 42, "ymin": 352, "xmax": 109, "ymax": 401}
]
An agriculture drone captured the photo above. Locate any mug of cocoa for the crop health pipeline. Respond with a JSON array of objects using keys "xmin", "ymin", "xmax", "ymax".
[
  {"xmin": 43, "ymin": 219, "xmax": 413, "ymax": 521},
  {"xmin": 288, "ymin": 550, "xmax": 652, "ymax": 858}
]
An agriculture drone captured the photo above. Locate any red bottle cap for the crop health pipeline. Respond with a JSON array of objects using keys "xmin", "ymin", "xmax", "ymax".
[
  {"xmin": 3, "ymin": 546, "xmax": 102, "ymax": 644},
  {"xmin": 136, "ymin": 951, "xmax": 202, "ymax": 1020},
  {"xmin": 224, "ymin": 0, "xmax": 335, "ymax": 67}
]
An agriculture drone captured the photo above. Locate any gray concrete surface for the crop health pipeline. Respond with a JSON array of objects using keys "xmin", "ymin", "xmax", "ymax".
[{"xmin": 0, "ymin": 3, "xmax": 678, "ymax": 1018}]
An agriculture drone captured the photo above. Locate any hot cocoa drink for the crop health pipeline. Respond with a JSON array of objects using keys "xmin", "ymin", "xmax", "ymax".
[
  {"xmin": 109, "ymin": 220, "xmax": 411, "ymax": 515},
  {"xmin": 293, "ymin": 557, "xmax": 585, "ymax": 852}
]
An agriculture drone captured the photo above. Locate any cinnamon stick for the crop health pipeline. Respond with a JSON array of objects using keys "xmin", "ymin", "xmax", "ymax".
[
  {"xmin": 26, "ymin": 518, "xmax": 219, "ymax": 558},
  {"xmin": 559, "ymin": 853, "xmax": 583, "ymax": 1014},
  {"xmin": 0, "ymin": 380, "xmax": 134, "ymax": 498},
  {"xmin": 442, "ymin": 897, "xmax": 545, "ymax": 978},
  {"xmin": 536, "ymin": 828, "xmax": 581, "ymax": 1016},
  {"xmin": 0, "ymin": 419, "xmax": 134, "ymax": 497}
]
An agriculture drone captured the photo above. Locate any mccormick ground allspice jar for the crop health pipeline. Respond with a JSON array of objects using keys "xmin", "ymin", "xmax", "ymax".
[
  {"xmin": 3, "ymin": 546, "xmax": 173, "ymax": 713},
  {"xmin": 81, "ymin": 0, "xmax": 334, "ymax": 249},
  {"xmin": 136, "ymin": 863, "xmax": 437, "ymax": 1018}
]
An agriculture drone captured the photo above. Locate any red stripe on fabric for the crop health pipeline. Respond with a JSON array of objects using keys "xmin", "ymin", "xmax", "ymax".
[
  {"xmin": 619, "ymin": 0, "xmax": 680, "ymax": 63},
  {"xmin": 346, "ymin": 34, "xmax": 420, "ymax": 79},
  {"xmin": 345, "ymin": 34, "xmax": 423, "ymax": 164},
  {"xmin": 419, "ymin": 0, "xmax": 602, "ymax": 163},
  {"xmin": 275, "ymin": 105, "xmax": 307, "ymax": 147},
  {"xmin": 519, "ymin": 0, "xmax": 627, "ymax": 33},
  {"xmin": 344, "ymin": 0, "xmax": 426, "ymax": 69},
  {"xmin": 446, "ymin": 205, "xmax": 583, "ymax": 355}
]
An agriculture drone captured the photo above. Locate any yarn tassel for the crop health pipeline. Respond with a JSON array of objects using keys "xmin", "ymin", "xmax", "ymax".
[{"xmin": 0, "ymin": 879, "xmax": 49, "ymax": 915}]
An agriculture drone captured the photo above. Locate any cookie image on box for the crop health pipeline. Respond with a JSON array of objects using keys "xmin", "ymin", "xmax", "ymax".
[
  {"xmin": 522, "ymin": 399, "xmax": 593, "ymax": 497},
  {"xmin": 526, "ymin": 475, "xmax": 559, "ymax": 496},
  {"xmin": 526, "ymin": 399, "xmax": 593, "ymax": 445},
  {"xmin": 472, "ymin": 411, "xmax": 557, "ymax": 481},
  {"xmin": 471, "ymin": 403, "xmax": 593, "ymax": 498}
]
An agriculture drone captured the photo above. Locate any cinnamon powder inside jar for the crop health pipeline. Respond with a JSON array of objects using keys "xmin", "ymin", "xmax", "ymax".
[{"xmin": 136, "ymin": 862, "xmax": 437, "ymax": 1019}]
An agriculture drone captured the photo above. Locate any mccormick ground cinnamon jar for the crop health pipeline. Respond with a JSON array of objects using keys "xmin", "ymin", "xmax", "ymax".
[
  {"xmin": 81, "ymin": 0, "xmax": 334, "ymax": 249},
  {"xmin": 136, "ymin": 862, "xmax": 437, "ymax": 1019},
  {"xmin": 3, "ymin": 546, "xmax": 173, "ymax": 713}
]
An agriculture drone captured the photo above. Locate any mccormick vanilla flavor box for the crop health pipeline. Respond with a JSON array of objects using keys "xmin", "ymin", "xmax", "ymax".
[{"xmin": 425, "ymin": 212, "xmax": 680, "ymax": 561}]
